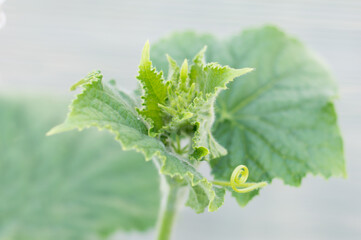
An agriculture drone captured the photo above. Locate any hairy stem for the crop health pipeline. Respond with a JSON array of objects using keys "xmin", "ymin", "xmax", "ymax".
[{"xmin": 156, "ymin": 175, "xmax": 183, "ymax": 240}]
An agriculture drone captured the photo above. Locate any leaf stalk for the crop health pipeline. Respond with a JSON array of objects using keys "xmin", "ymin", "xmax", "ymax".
[{"xmin": 156, "ymin": 175, "xmax": 184, "ymax": 240}]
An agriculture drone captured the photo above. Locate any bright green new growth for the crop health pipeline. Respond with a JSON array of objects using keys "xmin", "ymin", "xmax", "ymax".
[
  {"xmin": 47, "ymin": 43, "xmax": 260, "ymax": 215},
  {"xmin": 137, "ymin": 41, "xmax": 168, "ymax": 134},
  {"xmin": 138, "ymin": 41, "xmax": 253, "ymax": 160},
  {"xmin": 212, "ymin": 165, "xmax": 267, "ymax": 193}
]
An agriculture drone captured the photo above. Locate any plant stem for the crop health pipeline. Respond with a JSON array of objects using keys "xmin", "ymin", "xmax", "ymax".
[{"xmin": 156, "ymin": 176, "xmax": 182, "ymax": 240}]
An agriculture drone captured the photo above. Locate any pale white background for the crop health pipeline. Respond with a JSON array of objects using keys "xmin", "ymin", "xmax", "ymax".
[{"xmin": 0, "ymin": 0, "xmax": 360, "ymax": 239}]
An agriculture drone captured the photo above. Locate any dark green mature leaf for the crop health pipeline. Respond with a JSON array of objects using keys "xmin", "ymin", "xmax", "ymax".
[
  {"xmin": 151, "ymin": 26, "xmax": 346, "ymax": 206},
  {"xmin": 48, "ymin": 72, "xmax": 225, "ymax": 213},
  {"xmin": 0, "ymin": 96, "xmax": 160, "ymax": 240}
]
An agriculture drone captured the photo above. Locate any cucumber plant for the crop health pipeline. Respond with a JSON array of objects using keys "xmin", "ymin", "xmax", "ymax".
[{"xmin": 48, "ymin": 26, "xmax": 345, "ymax": 240}]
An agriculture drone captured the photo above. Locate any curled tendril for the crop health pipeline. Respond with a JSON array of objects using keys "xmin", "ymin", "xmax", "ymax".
[{"xmin": 212, "ymin": 165, "xmax": 267, "ymax": 193}]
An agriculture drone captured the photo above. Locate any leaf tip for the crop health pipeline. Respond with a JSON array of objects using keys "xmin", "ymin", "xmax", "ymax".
[
  {"xmin": 180, "ymin": 59, "xmax": 189, "ymax": 78},
  {"xmin": 193, "ymin": 46, "xmax": 208, "ymax": 64},
  {"xmin": 46, "ymin": 126, "xmax": 60, "ymax": 136},
  {"xmin": 165, "ymin": 54, "xmax": 173, "ymax": 62},
  {"xmin": 69, "ymin": 70, "xmax": 102, "ymax": 91},
  {"xmin": 46, "ymin": 123, "xmax": 73, "ymax": 136},
  {"xmin": 141, "ymin": 40, "xmax": 151, "ymax": 64},
  {"xmin": 239, "ymin": 67, "xmax": 254, "ymax": 75}
]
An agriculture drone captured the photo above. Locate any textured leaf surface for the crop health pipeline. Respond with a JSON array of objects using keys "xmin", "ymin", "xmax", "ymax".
[
  {"xmin": 137, "ymin": 41, "xmax": 167, "ymax": 133},
  {"xmin": 188, "ymin": 57, "xmax": 253, "ymax": 160},
  {"xmin": 48, "ymin": 72, "xmax": 225, "ymax": 213},
  {"xmin": 157, "ymin": 48, "xmax": 252, "ymax": 161},
  {"xmin": 151, "ymin": 26, "xmax": 346, "ymax": 206},
  {"xmin": 0, "ymin": 96, "xmax": 160, "ymax": 240}
]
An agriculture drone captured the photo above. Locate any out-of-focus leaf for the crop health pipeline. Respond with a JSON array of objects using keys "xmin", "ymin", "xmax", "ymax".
[
  {"xmin": 151, "ymin": 26, "xmax": 345, "ymax": 206},
  {"xmin": 0, "ymin": 96, "xmax": 160, "ymax": 239}
]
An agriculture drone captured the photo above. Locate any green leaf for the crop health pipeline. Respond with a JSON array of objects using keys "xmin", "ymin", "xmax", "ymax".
[
  {"xmin": 48, "ymin": 71, "xmax": 225, "ymax": 213},
  {"xmin": 188, "ymin": 55, "xmax": 253, "ymax": 160},
  {"xmin": 0, "ymin": 96, "xmax": 160, "ymax": 239},
  {"xmin": 137, "ymin": 41, "xmax": 168, "ymax": 133},
  {"xmin": 166, "ymin": 54, "xmax": 180, "ymax": 83},
  {"xmin": 156, "ymin": 47, "xmax": 252, "ymax": 161},
  {"xmin": 150, "ymin": 25, "xmax": 346, "ymax": 206},
  {"xmin": 191, "ymin": 61, "xmax": 253, "ymax": 98},
  {"xmin": 48, "ymin": 70, "xmax": 148, "ymax": 136}
]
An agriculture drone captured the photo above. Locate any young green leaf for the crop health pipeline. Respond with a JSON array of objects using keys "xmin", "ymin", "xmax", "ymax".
[
  {"xmin": 150, "ymin": 26, "xmax": 346, "ymax": 206},
  {"xmin": 137, "ymin": 41, "xmax": 168, "ymax": 134},
  {"xmin": 187, "ymin": 55, "xmax": 253, "ymax": 160},
  {"xmin": 48, "ymin": 71, "xmax": 226, "ymax": 213},
  {"xmin": 157, "ymin": 47, "xmax": 253, "ymax": 161}
]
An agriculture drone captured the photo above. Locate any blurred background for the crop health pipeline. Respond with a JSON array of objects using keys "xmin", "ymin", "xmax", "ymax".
[{"xmin": 0, "ymin": 0, "xmax": 360, "ymax": 239}]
